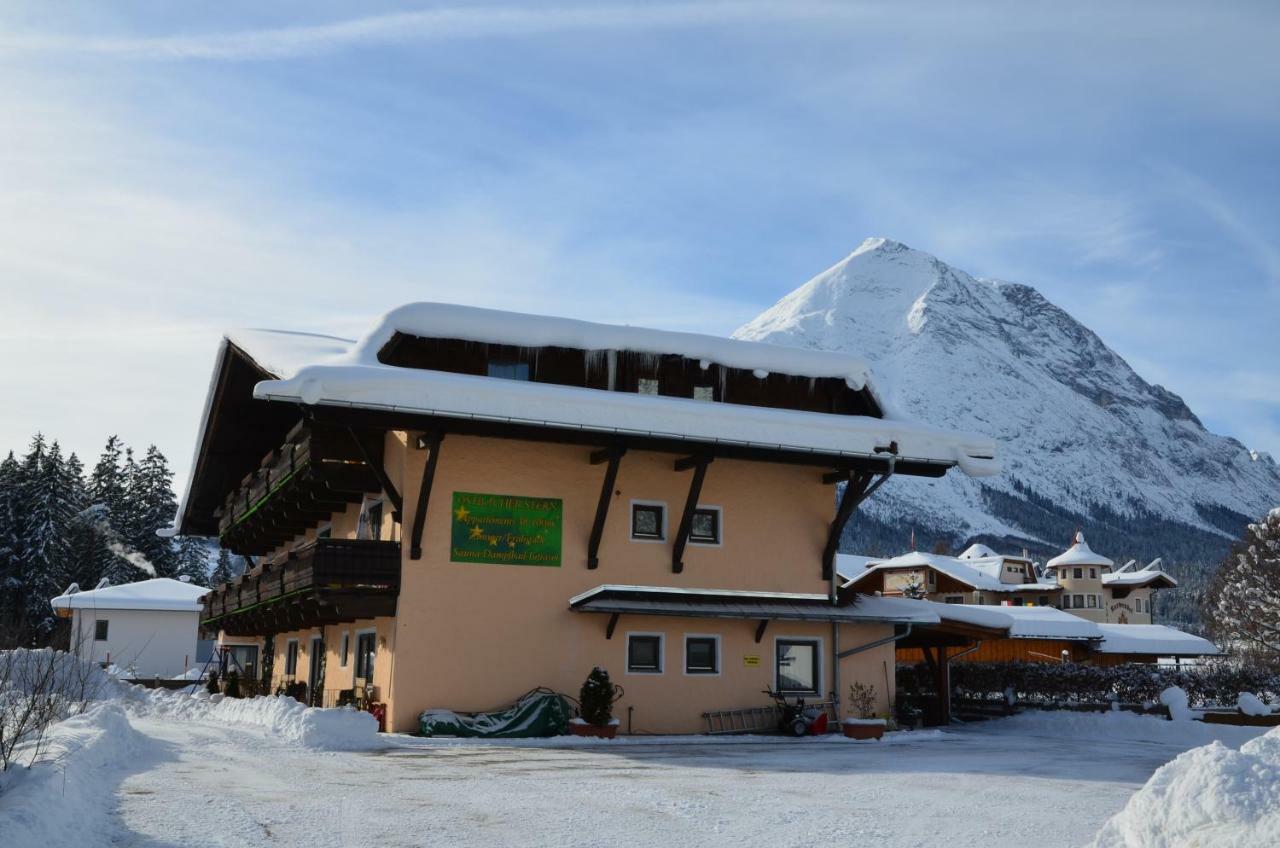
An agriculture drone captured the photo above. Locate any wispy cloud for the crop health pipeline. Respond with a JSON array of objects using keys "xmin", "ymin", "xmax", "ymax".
[
  {"xmin": 1157, "ymin": 162, "xmax": 1280, "ymax": 289},
  {"xmin": 0, "ymin": 2, "xmax": 870, "ymax": 61}
]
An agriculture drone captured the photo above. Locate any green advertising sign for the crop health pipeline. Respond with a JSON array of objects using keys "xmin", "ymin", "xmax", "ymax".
[{"xmin": 450, "ymin": 491, "xmax": 563, "ymax": 567}]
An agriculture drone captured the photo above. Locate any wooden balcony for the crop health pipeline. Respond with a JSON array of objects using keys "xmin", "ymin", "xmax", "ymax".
[
  {"xmin": 217, "ymin": 425, "xmax": 384, "ymax": 555},
  {"xmin": 202, "ymin": 538, "xmax": 401, "ymax": 636}
]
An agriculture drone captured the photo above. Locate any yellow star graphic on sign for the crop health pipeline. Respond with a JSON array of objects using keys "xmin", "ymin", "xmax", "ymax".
[
  {"xmin": 469, "ymin": 525, "xmax": 485, "ymax": 541},
  {"xmin": 488, "ymin": 536, "xmax": 499, "ymax": 547},
  {"xmin": 454, "ymin": 505, "xmax": 471, "ymax": 522}
]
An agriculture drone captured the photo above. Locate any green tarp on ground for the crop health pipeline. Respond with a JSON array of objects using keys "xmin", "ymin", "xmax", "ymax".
[{"xmin": 419, "ymin": 689, "xmax": 573, "ymax": 738}]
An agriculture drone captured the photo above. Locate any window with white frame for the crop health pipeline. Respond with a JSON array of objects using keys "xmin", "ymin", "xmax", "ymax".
[
  {"xmin": 627, "ymin": 634, "xmax": 663, "ymax": 673},
  {"xmin": 1087, "ymin": 595, "xmax": 1098, "ymax": 608},
  {"xmin": 684, "ymin": 636, "xmax": 719, "ymax": 675},
  {"xmin": 94, "ymin": 620, "xmax": 109, "ymax": 641},
  {"xmin": 631, "ymin": 502, "xmax": 665, "ymax": 541},
  {"xmin": 689, "ymin": 507, "xmax": 721, "ymax": 545},
  {"xmin": 284, "ymin": 640, "xmax": 299, "ymax": 676},
  {"xmin": 775, "ymin": 639, "xmax": 820, "ymax": 694},
  {"xmin": 1073, "ymin": 594, "xmax": 1085, "ymax": 607}
]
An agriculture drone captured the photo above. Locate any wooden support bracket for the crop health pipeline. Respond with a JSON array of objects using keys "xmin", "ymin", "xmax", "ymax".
[
  {"xmin": 672, "ymin": 456, "xmax": 713, "ymax": 573},
  {"xmin": 754, "ymin": 619, "xmax": 769, "ymax": 644},
  {"xmin": 605, "ymin": 612, "xmax": 620, "ymax": 640},
  {"xmin": 409, "ymin": 432, "xmax": 444, "ymax": 560},
  {"xmin": 587, "ymin": 447, "xmax": 625, "ymax": 569}
]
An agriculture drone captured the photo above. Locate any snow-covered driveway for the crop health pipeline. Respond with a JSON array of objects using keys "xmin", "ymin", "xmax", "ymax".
[{"xmin": 97, "ymin": 712, "xmax": 1267, "ymax": 848}]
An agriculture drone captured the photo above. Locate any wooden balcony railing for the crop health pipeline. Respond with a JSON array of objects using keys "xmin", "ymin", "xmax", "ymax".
[
  {"xmin": 202, "ymin": 538, "xmax": 401, "ymax": 636},
  {"xmin": 217, "ymin": 425, "xmax": 384, "ymax": 555}
]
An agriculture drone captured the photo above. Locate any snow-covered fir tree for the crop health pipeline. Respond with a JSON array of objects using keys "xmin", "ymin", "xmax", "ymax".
[
  {"xmin": 0, "ymin": 432, "xmax": 201, "ymax": 647},
  {"xmin": 1205, "ymin": 508, "xmax": 1280, "ymax": 667},
  {"xmin": 209, "ymin": 547, "xmax": 237, "ymax": 587}
]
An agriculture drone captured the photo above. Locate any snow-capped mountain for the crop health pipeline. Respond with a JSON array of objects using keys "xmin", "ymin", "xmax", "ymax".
[{"xmin": 735, "ymin": 238, "xmax": 1280, "ymax": 566}]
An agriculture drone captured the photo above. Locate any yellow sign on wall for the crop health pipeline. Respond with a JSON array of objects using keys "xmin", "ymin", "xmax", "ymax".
[{"xmin": 743, "ymin": 655, "xmax": 760, "ymax": 667}]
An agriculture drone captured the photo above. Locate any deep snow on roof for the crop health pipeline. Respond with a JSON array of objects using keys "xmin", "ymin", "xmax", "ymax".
[
  {"xmin": 913, "ymin": 601, "xmax": 1100, "ymax": 640},
  {"xmin": 1046, "ymin": 532, "xmax": 1114, "ymax": 570},
  {"xmin": 840, "ymin": 551, "xmax": 1058, "ymax": 593},
  {"xmin": 1094, "ymin": 624, "xmax": 1220, "ymax": 656},
  {"xmin": 235, "ymin": 303, "xmax": 1000, "ymax": 475},
  {"xmin": 50, "ymin": 578, "xmax": 210, "ymax": 612}
]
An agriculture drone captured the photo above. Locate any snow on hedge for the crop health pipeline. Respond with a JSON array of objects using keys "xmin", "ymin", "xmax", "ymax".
[
  {"xmin": 1092, "ymin": 725, "xmax": 1280, "ymax": 847},
  {"xmin": 137, "ymin": 689, "xmax": 384, "ymax": 751}
]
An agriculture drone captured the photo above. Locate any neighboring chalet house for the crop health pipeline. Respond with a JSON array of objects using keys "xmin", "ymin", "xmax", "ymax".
[
  {"xmin": 1046, "ymin": 534, "xmax": 1176, "ymax": 624},
  {"xmin": 50, "ymin": 578, "xmax": 211, "ymax": 678},
  {"xmin": 840, "ymin": 536, "xmax": 1210, "ymax": 667},
  {"xmin": 842, "ymin": 544, "xmax": 1061, "ymax": 608},
  {"xmin": 173, "ymin": 303, "xmax": 1000, "ymax": 733},
  {"xmin": 842, "ymin": 534, "xmax": 1177, "ymax": 625}
]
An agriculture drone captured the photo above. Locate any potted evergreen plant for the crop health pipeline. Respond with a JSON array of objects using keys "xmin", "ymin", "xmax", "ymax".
[
  {"xmin": 842, "ymin": 682, "xmax": 888, "ymax": 740},
  {"xmin": 569, "ymin": 667, "xmax": 622, "ymax": 738}
]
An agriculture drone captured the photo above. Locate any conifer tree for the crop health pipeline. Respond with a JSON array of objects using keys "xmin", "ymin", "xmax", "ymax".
[
  {"xmin": 579, "ymin": 666, "xmax": 616, "ymax": 726},
  {"xmin": 0, "ymin": 451, "xmax": 23, "ymax": 639},
  {"xmin": 174, "ymin": 535, "xmax": 210, "ymax": 583},
  {"xmin": 210, "ymin": 547, "xmax": 236, "ymax": 587},
  {"xmin": 128, "ymin": 446, "xmax": 178, "ymax": 578},
  {"xmin": 19, "ymin": 438, "xmax": 77, "ymax": 639}
]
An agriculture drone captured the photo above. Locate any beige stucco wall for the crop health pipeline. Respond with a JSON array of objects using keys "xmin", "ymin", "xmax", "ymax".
[{"xmin": 377, "ymin": 433, "xmax": 872, "ymax": 733}]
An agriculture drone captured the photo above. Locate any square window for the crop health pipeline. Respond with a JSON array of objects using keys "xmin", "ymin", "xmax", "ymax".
[
  {"xmin": 685, "ymin": 637, "xmax": 718, "ymax": 674},
  {"xmin": 486, "ymin": 361, "xmax": 530, "ymax": 381},
  {"xmin": 1073, "ymin": 594, "xmax": 1085, "ymax": 608},
  {"xmin": 776, "ymin": 639, "xmax": 819, "ymax": 694},
  {"xmin": 631, "ymin": 503, "xmax": 665, "ymax": 540},
  {"xmin": 689, "ymin": 508, "xmax": 720, "ymax": 544},
  {"xmin": 1038, "ymin": 596, "xmax": 1049, "ymax": 606},
  {"xmin": 94, "ymin": 620, "xmax": 109, "ymax": 641},
  {"xmin": 944, "ymin": 596, "xmax": 963, "ymax": 604},
  {"xmin": 1073, "ymin": 568, "xmax": 1083, "ymax": 579},
  {"xmin": 627, "ymin": 635, "xmax": 662, "ymax": 673},
  {"xmin": 692, "ymin": 385, "xmax": 714, "ymax": 401},
  {"xmin": 637, "ymin": 378, "xmax": 660, "ymax": 395}
]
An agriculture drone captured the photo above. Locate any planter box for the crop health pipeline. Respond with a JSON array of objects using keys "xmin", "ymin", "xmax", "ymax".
[
  {"xmin": 842, "ymin": 719, "xmax": 886, "ymax": 741},
  {"xmin": 568, "ymin": 721, "xmax": 618, "ymax": 739}
]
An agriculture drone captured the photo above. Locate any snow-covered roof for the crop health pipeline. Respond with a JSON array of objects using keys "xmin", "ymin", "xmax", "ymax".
[
  {"xmin": 1093, "ymin": 624, "xmax": 1220, "ymax": 656},
  {"xmin": 834, "ymin": 553, "xmax": 877, "ymax": 575},
  {"xmin": 840, "ymin": 551, "xmax": 1059, "ymax": 594},
  {"xmin": 234, "ymin": 303, "xmax": 998, "ymax": 476},
  {"xmin": 904, "ymin": 601, "xmax": 1100, "ymax": 640},
  {"xmin": 1101, "ymin": 558, "xmax": 1178, "ymax": 589},
  {"xmin": 50, "ymin": 578, "xmax": 210, "ymax": 612},
  {"xmin": 958, "ymin": 543, "xmax": 999, "ymax": 560},
  {"xmin": 1046, "ymin": 532, "xmax": 1114, "ymax": 570}
]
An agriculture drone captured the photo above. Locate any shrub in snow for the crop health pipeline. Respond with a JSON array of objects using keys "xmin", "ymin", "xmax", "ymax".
[
  {"xmin": 900, "ymin": 659, "xmax": 1280, "ymax": 710},
  {"xmin": 847, "ymin": 682, "xmax": 878, "ymax": 719},
  {"xmin": 579, "ymin": 667, "xmax": 617, "ymax": 727},
  {"xmin": 1160, "ymin": 686, "xmax": 1193, "ymax": 721},
  {"xmin": 224, "ymin": 669, "xmax": 242, "ymax": 699},
  {"xmin": 206, "ymin": 669, "xmax": 220, "ymax": 695},
  {"xmin": 0, "ymin": 648, "xmax": 132, "ymax": 771},
  {"xmin": 1239, "ymin": 692, "xmax": 1272, "ymax": 717},
  {"xmin": 1091, "ymin": 725, "xmax": 1280, "ymax": 847}
]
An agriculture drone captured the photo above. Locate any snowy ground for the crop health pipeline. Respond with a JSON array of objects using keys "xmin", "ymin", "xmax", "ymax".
[{"xmin": 16, "ymin": 707, "xmax": 1266, "ymax": 848}]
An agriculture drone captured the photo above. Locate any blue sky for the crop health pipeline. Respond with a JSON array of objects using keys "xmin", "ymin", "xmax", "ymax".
[{"xmin": 1, "ymin": 1, "xmax": 1277, "ymax": 489}]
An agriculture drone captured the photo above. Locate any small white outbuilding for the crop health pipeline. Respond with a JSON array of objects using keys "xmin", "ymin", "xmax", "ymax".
[{"xmin": 50, "ymin": 578, "xmax": 210, "ymax": 679}]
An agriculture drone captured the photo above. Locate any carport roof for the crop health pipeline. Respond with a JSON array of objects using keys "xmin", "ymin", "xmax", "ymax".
[{"xmin": 569, "ymin": 585, "xmax": 940, "ymax": 624}]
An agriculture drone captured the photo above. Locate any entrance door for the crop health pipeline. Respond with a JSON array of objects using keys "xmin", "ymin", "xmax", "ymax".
[{"xmin": 308, "ymin": 637, "xmax": 325, "ymax": 707}]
